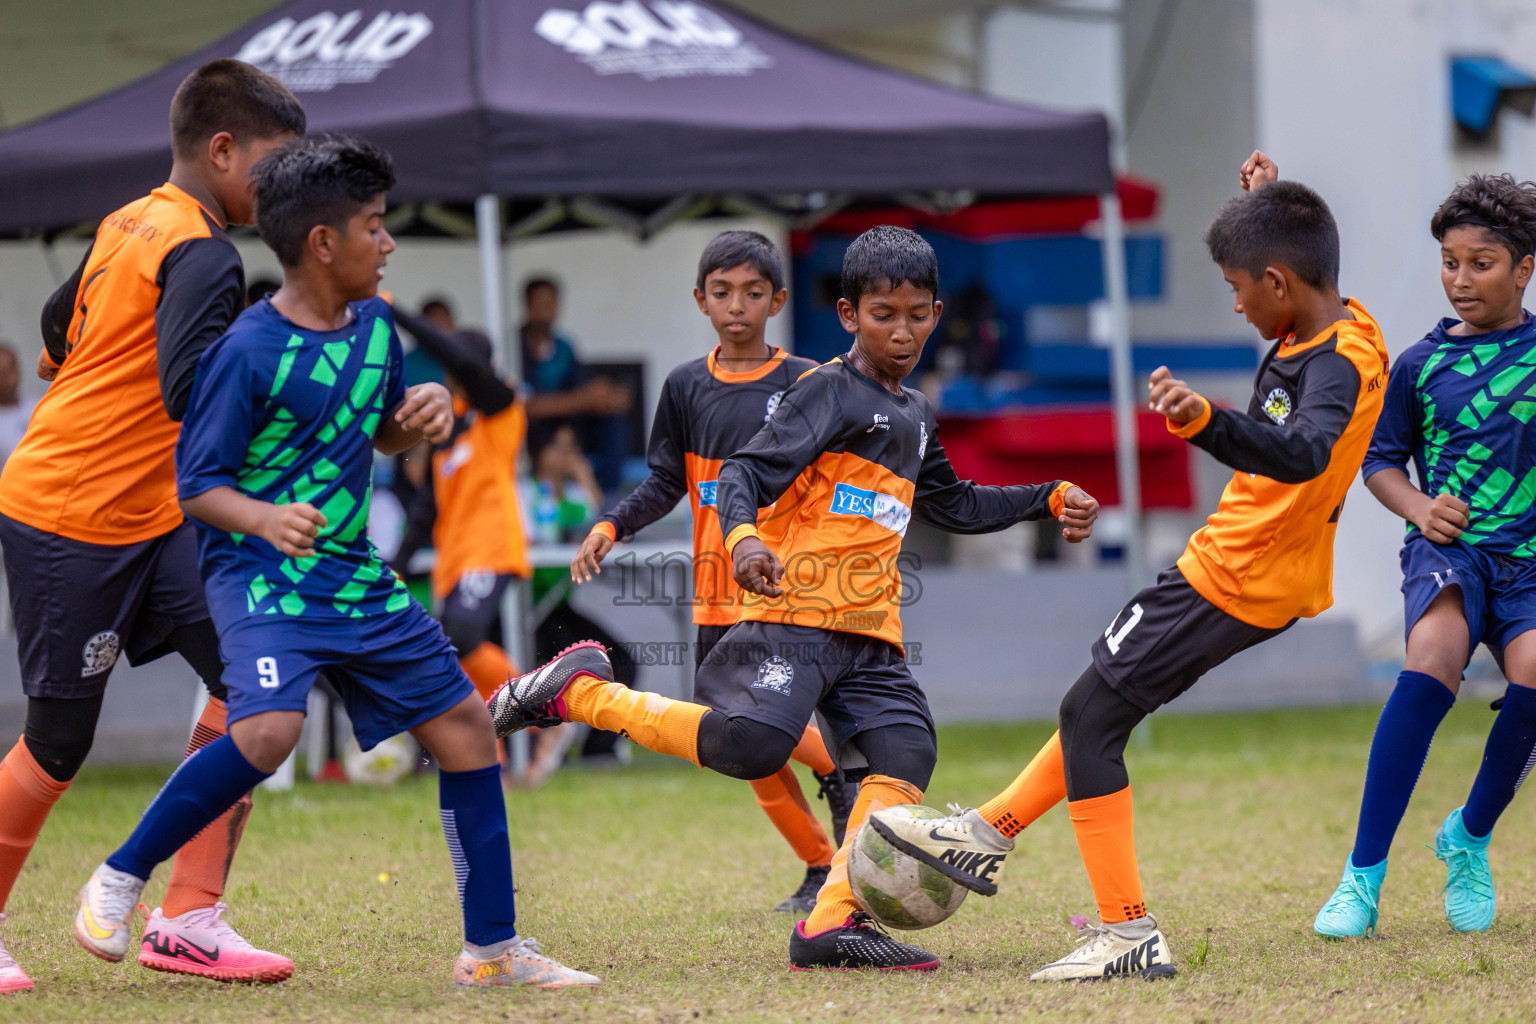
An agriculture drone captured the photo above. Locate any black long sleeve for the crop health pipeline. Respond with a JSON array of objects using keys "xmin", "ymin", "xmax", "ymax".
[
  {"xmin": 912, "ymin": 428, "xmax": 1061, "ymax": 533},
  {"xmin": 155, "ymin": 237, "xmax": 244, "ymax": 421},
  {"xmin": 717, "ymin": 370, "xmax": 845, "ymax": 544},
  {"xmin": 598, "ymin": 378, "xmax": 688, "ymax": 540},
  {"xmin": 389, "ymin": 475, "xmax": 438, "ymax": 576},
  {"xmin": 1187, "ymin": 351, "xmax": 1361, "ymax": 484},
  {"xmin": 40, "ymin": 244, "xmax": 92, "ymax": 366},
  {"xmin": 394, "ymin": 309, "xmax": 517, "ymax": 416}
]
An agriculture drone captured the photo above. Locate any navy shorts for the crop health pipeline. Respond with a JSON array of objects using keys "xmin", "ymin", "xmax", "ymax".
[
  {"xmin": 217, "ymin": 604, "xmax": 474, "ymax": 751},
  {"xmin": 0, "ymin": 514, "xmax": 209, "ymax": 699},
  {"xmin": 1401, "ymin": 535, "xmax": 1536, "ymax": 659},
  {"xmin": 692, "ymin": 620, "xmax": 934, "ymax": 764}
]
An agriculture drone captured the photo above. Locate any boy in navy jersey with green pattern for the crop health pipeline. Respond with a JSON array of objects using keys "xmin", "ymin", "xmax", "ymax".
[
  {"xmin": 1316, "ymin": 173, "xmax": 1536, "ymax": 940},
  {"xmin": 71, "ymin": 135, "xmax": 599, "ymax": 990}
]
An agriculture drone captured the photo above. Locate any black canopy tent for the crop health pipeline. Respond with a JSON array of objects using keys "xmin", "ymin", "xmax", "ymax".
[{"xmin": 0, "ymin": 0, "xmax": 1144, "ymax": 574}]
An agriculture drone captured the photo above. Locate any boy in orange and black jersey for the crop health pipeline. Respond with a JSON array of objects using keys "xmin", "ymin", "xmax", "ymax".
[
  {"xmin": 569, "ymin": 231, "xmax": 851, "ymax": 915},
  {"xmin": 490, "ymin": 226, "xmax": 1100, "ymax": 971},
  {"xmin": 0, "ymin": 61, "xmax": 304, "ymax": 994},
  {"xmin": 895, "ymin": 153, "xmax": 1390, "ymax": 982}
]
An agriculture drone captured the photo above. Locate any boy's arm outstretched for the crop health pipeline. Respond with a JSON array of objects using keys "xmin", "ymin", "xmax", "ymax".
[
  {"xmin": 1151, "ymin": 358, "xmax": 1360, "ymax": 483},
  {"xmin": 912, "ymin": 426, "xmax": 1098, "ymax": 542},
  {"xmin": 716, "ymin": 373, "xmax": 845, "ymax": 597},
  {"xmin": 573, "ymin": 379, "xmax": 689, "ymax": 582}
]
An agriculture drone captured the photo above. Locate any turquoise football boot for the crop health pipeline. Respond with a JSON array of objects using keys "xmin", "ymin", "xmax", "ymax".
[
  {"xmin": 1434, "ymin": 806, "xmax": 1494, "ymax": 933},
  {"xmin": 1314, "ymin": 855, "xmax": 1386, "ymax": 938}
]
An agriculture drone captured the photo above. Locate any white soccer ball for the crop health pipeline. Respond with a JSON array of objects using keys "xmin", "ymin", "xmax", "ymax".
[
  {"xmin": 847, "ymin": 804, "xmax": 968, "ymax": 930},
  {"xmin": 341, "ymin": 734, "xmax": 418, "ymax": 786}
]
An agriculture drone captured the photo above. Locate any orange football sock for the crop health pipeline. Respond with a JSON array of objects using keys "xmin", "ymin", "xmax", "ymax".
[
  {"xmin": 977, "ymin": 730, "xmax": 1066, "ymax": 838},
  {"xmin": 565, "ymin": 679, "xmax": 707, "ymax": 766},
  {"xmin": 803, "ymin": 774, "xmax": 923, "ymax": 933},
  {"xmin": 163, "ymin": 698, "xmax": 253, "ymax": 918},
  {"xmin": 750, "ymin": 766, "xmax": 835, "ymax": 867},
  {"xmin": 789, "ymin": 721, "xmax": 835, "ymax": 775},
  {"xmin": 1068, "ymin": 786, "xmax": 1147, "ymax": 924},
  {"xmin": 460, "ymin": 642, "xmax": 516, "ymax": 701},
  {"xmin": 0, "ymin": 737, "xmax": 70, "ymax": 913}
]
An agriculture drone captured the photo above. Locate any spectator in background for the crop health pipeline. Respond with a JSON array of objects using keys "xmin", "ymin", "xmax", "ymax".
[
  {"xmin": 519, "ymin": 276, "xmax": 633, "ymax": 493},
  {"xmin": 523, "ymin": 423, "xmax": 637, "ymax": 779},
  {"xmin": 0, "ymin": 344, "xmax": 35, "ymax": 466},
  {"xmin": 245, "ymin": 277, "xmax": 281, "ymax": 309}
]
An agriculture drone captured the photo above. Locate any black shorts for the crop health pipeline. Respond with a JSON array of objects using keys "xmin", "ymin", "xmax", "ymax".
[
  {"xmin": 1090, "ymin": 566, "xmax": 1294, "ymax": 714},
  {"xmin": 437, "ymin": 570, "xmax": 512, "ymax": 654},
  {"xmin": 694, "ymin": 623, "xmax": 730, "ymax": 673},
  {"xmin": 0, "ymin": 514, "xmax": 210, "ymax": 699},
  {"xmin": 692, "ymin": 620, "xmax": 934, "ymax": 760}
]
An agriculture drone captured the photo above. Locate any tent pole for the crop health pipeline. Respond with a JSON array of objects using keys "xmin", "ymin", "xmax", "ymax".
[
  {"xmin": 475, "ymin": 193, "xmax": 512, "ymax": 374},
  {"xmin": 1100, "ymin": 190, "xmax": 1145, "ymax": 591}
]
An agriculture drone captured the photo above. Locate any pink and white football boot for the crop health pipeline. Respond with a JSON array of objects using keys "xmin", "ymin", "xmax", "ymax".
[
  {"xmin": 137, "ymin": 902, "xmax": 293, "ymax": 984},
  {"xmin": 0, "ymin": 915, "xmax": 32, "ymax": 994}
]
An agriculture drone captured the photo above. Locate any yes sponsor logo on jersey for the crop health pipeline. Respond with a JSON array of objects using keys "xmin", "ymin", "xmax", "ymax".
[
  {"xmin": 235, "ymin": 10, "xmax": 434, "ymax": 92},
  {"xmin": 1263, "ymin": 387, "xmax": 1293, "ymax": 424},
  {"xmin": 829, "ymin": 483, "xmax": 911, "ymax": 536},
  {"xmin": 535, "ymin": 1, "xmax": 773, "ymax": 80},
  {"xmin": 697, "ymin": 479, "xmax": 718, "ymax": 508}
]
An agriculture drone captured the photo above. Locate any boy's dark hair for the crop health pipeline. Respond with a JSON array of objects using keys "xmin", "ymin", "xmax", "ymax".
[
  {"xmin": 253, "ymin": 133, "xmax": 395, "ymax": 267},
  {"xmin": 1431, "ymin": 173, "xmax": 1536, "ymax": 262},
  {"xmin": 524, "ymin": 276, "xmax": 560, "ymax": 301},
  {"xmin": 170, "ymin": 59, "xmax": 305, "ymax": 160},
  {"xmin": 1203, "ymin": 181, "xmax": 1340, "ymax": 289},
  {"xmin": 696, "ymin": 230, "xmax": 785, "ymax": 292},
  {"xmin": 841, "ymin": 226, "xmax": 938, "ymax": 307}
]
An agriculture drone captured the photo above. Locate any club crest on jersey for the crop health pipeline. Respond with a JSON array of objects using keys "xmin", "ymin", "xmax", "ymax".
[
  {"xmin": 1263, "ymin": 387, "xmax": 1292, "ymax": 424},
  {"xmin": 81, "ymin": 631, "xmax": 120, "ymax": 678},
  {"xmin": 752, "ymin": 656, "xmax": 794, "ymax": 695},
  {"xmin": 765, "ymin": 390, "xmax": 784, "ymax": 422}
]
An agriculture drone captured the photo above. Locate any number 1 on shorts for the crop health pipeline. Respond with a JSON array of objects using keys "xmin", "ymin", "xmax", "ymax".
[{"xmin": 1104, "ymin": 603, "xmax": 1144, "ymax": 656}]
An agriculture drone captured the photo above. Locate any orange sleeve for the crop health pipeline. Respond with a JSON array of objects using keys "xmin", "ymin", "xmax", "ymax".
[
  {"xmin": 724, "ymin": 523, "xmax": 761, "ymax": 554},
  {"xmin": 1167, "ymin": 394, "xmax": 1212, "ymax": 438},
  {"xmin": 1048, "ymin": 480, "xmax": 1075, "ymax": 518},
  {"xmin": 589, "ymin": 521, "xmax": 617, "ymax": 542}
]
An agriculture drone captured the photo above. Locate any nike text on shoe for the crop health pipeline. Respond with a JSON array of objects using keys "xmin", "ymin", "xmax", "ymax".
[
  {"xmin": 814, "ymin": 771, "xmax": 858, "ymax": 847},
  {"xmin": 73, "ymin": 863, "xmax": 147, "ymax": 962},
  {"xmin": 789, "ymin": 912, "xmax": 941, "ymax": 971},
  {"xmin": 453, "ymin": 936, "xmax": 600, "ymax": 989},
  {"xmin": 0, "ymin": 915, "xmax": 33, "ymax": 994},
  {"xmin": 1029, "ymin": 915, "xmax": 1176, "ymax": 982},
  {"xmin": 1435, "ymin": 806, "xmax": 1495, "ymax": 933},
  {"xmin": 1314, "ymin": 855, "xmax": 1385, "ymax": 939},
  {"xmin": 137, "ymin": 902, "xmax": 294, "ymax": 984},
  {"xmin": 487, "ymin": 641, "xmax": 613, "ymax": 739},
  {"xmin": 868, "ymin": 806, "xmax": 1013, "ymax": 896},
  {"xmin": 774, "ymin": 865, "xmax": 830, "ymax": 915}
]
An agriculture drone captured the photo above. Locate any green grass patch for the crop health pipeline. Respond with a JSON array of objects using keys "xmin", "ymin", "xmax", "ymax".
[{"xmin": 5, "ymin": 702, "xmax": 1535, "ymax": 1022}]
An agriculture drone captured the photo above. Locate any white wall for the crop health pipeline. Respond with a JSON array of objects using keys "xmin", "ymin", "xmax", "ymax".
[{"xmin": 0, "ymin": 216, "xmax": 791, "ymax": 421}]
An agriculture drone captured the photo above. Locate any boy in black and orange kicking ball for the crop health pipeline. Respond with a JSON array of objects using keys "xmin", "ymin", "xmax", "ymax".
[
  {"xmin": 492, "ymin": 225, "xmax": 1099, "ymax": 970},
  {"xmin": 569, "ymin": 230, "xmax": 855, "ymax": 913},
  {"xmin": 0, "ymin": 59, "xmax": 304, "ymax": 994},
  {"xmin": 890, "ymin": 152, "xmax": 1389, "ymax": 981}
]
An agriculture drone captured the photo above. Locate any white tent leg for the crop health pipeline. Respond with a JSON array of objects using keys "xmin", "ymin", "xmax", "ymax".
[
  {"xmin": 475, "ymin": 193, "xmax": 511, "ymax": 371},
  {"xmin": 1100, "ymin": 190, "xmax": 1144, "ymax": 591}
]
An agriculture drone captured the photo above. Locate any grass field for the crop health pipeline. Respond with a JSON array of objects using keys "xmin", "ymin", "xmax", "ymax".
[{"xmin": 5, "ymin": 701, "xmax": 1536, "ymax": 1023}]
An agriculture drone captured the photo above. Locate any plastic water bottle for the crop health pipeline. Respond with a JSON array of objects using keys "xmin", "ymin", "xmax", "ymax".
[{"xmin": 534, "ymin": 483, "xmax": 561, "ymax": 545}]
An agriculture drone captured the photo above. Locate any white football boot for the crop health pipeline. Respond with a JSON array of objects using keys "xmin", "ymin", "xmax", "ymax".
[
  {"xmin": 73, "ymin": 863, "xmax": 147, "ymax": 962},
  {"xmin": 1030, "ymin": 915, "xmax": 1176, "ymax": 982},
  {"xmin": 868, "ymin": 805, "xmax": 1013, "ymax": 896}
]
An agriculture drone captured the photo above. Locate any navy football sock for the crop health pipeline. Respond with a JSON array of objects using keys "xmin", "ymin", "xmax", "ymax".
[
  {"xmin": 106, "ymin": 734, "xmax": 270, "ymax": 881},
  {"xmin": 1351, "ymin": 670, "xmax": 1456, "ymax": 867},
  {"xmin": 1461, "ymin": 684, "xmax": 1536, "ymax": 838},
  {"xmin": 439, "ymin": 764, "xmax": 518, "ymax": 947}
]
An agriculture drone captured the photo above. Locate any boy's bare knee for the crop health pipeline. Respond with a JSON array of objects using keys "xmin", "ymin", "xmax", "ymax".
[{"xmin": 229, "ymin": 711, "xmax": 304, "ymax": 773}]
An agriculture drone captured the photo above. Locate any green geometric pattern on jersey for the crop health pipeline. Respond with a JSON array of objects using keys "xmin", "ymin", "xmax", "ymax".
[
  {"xmin": 1416, "ymin": 337, "xmax": 1536, "ymax": 553},
  {"xmin": 236, "ymin": 317, "xmax": 412, "ymax": 617}
]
